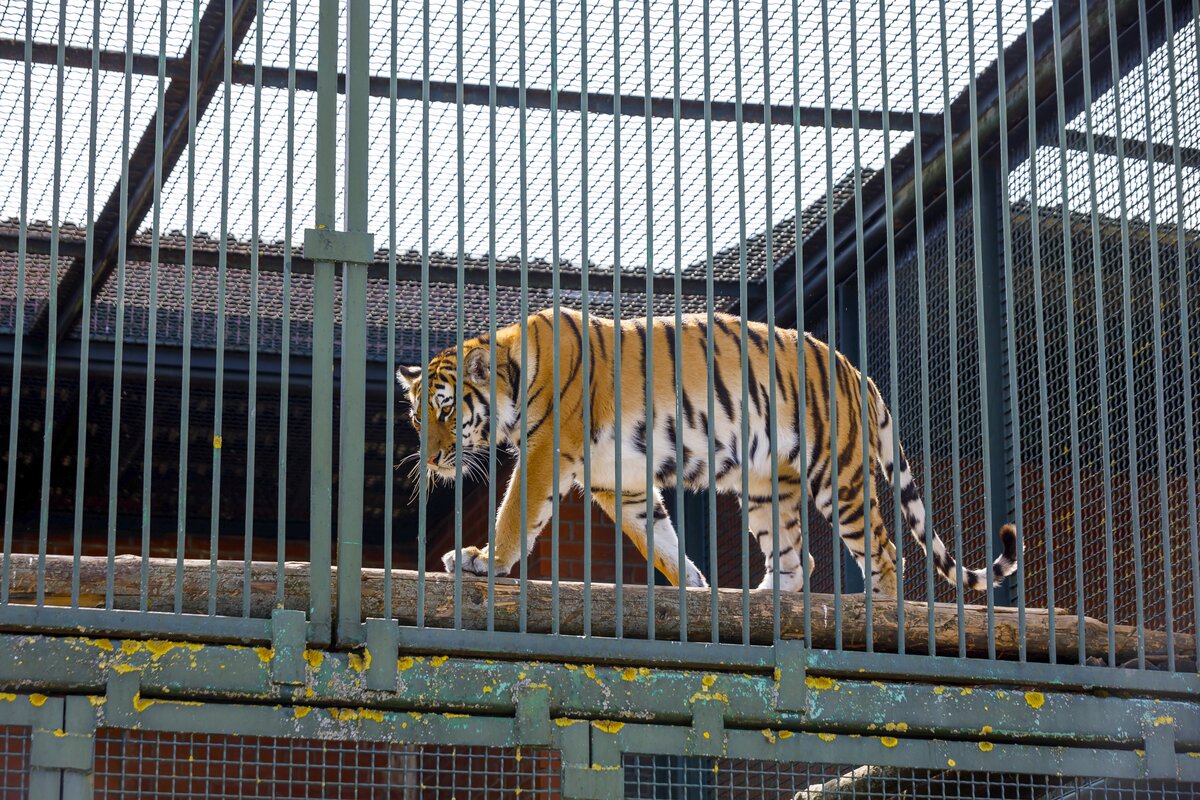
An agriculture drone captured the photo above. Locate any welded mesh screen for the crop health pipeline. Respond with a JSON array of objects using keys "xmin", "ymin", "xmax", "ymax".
[
  {"xmin": 1004, "ymin": 14, "xmax": 1200, "ymax": 641},
  {"xmin": 94, "ymin": 729, "xmax": 559, "ymax": 799},
  {"xmin": 0, "ymin": 727, "xmax": 30, "ymax": 800},
  {"xmin": 863, "ymin": 203, "xmax": 989, "ymax": 607},
  {"xmin": 623, "ymin": 756, "xmax": 1200, "ymax": 799}
]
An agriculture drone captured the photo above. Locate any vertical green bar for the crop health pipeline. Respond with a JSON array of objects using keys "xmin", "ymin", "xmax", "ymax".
[
  {"xmin": 702, "ymin": 0, "xmax": 719, "ymax": 644},
  {"xmin": 611, "ymin": 0, "xmax": 624, "ymax": 638},
  {"xmin": 108, "ymin": 0, "xmax": 135, "ymax": 611},
  {"xmin": 337, "ymin": 0, "xmax": 372, "ymax": 647},
  {"xmin": 1076, "ymin": 0, "xmax": 1118, "ymax": 664},
  {"xmin": 454, "ymin": 0, "xmax": 467, "ymax": 630},
  {"xmin": 760, "ymin": 0, "xmax": 781, "ymax": 646},
  {"xmin": 244, "ymin": 0, "xmax": 264, "ymax": 617},
  {"xmin": 3, "ymin": 0, "xmax": 32, "ymax": 606},
  {"xmin": 142, "ymin": 0, "xmax": 170, "ymax": 612},
  {"xmin": 641, "ymin": 0, "xmax": 656, "ymax": 640},
  {"xmin": 1050, "ymin": 0, "xmax": 1088, "ymax": 665},
  {"xmin": 176, "ymin": 0, "xmax": 202, "ymax": 616},
  {"xmin": 72, "ymin": 0, "xmax": 103, "ymax": 609},
  {"xmin": 911, "ymin": 0, "xmax": 935, "ymax": 655},
  {"xmin": 732, "ymin": 0, "xmax": 752, "ymax": 649},
  {"xmin": 1138, "ymin": 0, "xmax": 1175, "ymax": 667},
  {"xmin": 309, "ymin": 0, "xmax": 340, "ymax": 646},
  {"xmin": 417, "ymin": 0, "xmax": 431, "ymax": 630},
  {"xmin": 517, "ymin": 0, "xmax": 530, "ymax": 634},
  {"xmin": 672, "ymin": 0, "xmax": 687, "ymax": 642},
  {"xmin": 385, "ymin": 0, "xmax": 399, "ymax": 622},
  {"xmin": 209, "ymin": 0, "xmax": 233, "ymax": 617},
  {"xmin": 820, "ymin": 0, "xmax": 843, "ymax": 650},
  {"xmin": 579, "ymin": 0, "xmax": 593, "ymax": 639},
  {"xmin": 550, "ymin": 0, "xmax": 562, "ymax": 636},
  {"xmin": 995, "ymin": 0, "xmax": 1028, "ymax": 661},
  {"xmin": 277, "ymin": 0, "xmax": 298, "ymax": 610},
  {"xmin": 792, "ymin": 0, "xmax": 810, "ymax": 654},
  {"xmin": 1029, "ymin": 0, "xmax": 1055, "ymax": 662},
  {"xmin": 1105, "ymin": 0, "xmax": 1143, "ymax": 665},
  {"xmin": 878, "ymin": 0, "xmax": 904, "ymax": 653},
  {"xmin": 486, "ymin": 0, "xmax": 499, "ymax": 631},
  {"xmin": 965, "ymin": 0, "xmax": 997, "ymax": 658},
  {"xmin": 848, "ymin": 0, "xmax": 873, "ymax": 640},
  {"xmin": 39, "ymin": 0, "xmax": 68, "ymax": 608},
  {"xmin": 936, "ymin": 0, "xmax": 967, "ymax": 656}
]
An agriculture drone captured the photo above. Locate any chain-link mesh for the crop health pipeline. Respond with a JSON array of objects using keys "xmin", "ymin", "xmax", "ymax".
[
  {"xmin": 94, "ymin": 729, "xmax": 559, "ymax": 799},
  {"xmin": 624, "ymin": 756, "xmax": 1200, "ymax": 799},
  {"xmin": 0, "ymin": 727, "xmax": 29, "ymax": 800}
]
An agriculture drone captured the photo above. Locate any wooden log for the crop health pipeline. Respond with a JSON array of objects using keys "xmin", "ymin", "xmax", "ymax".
[{"xmin": 3, "ymin": 553, "xmax": 1188, "ymax": 665}]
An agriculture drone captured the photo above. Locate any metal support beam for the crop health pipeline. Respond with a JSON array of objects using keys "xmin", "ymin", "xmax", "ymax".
[
  {"xmin": 0, "ymin": 231, "xmax": 756, "ymax": 300},
  {"xmin": 0, "ymin": 37, "xmax": 940, "ymax": 132},
  {"xmin": 34, "ymin": 0, "xmax": 258, "ymax": 345}
]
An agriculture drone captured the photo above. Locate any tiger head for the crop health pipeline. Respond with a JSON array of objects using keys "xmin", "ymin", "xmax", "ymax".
[{"xmin": 397, "ymin": 341, "xmax": 510, "ymax": 484}]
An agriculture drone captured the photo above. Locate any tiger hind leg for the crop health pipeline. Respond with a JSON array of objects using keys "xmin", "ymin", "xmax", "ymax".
[
  {"xmin": 834, "ymin": 494, "xmax": 898, "ymax": 598},
  {"xmin": 591, "ymin": 488, "xmax": 708, "ymax": 588}
]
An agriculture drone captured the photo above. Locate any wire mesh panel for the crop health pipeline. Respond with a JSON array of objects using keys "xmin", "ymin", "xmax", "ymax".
[
  {"xmin": 93, "ymin": 729, "xmax": 559, "ymax": 799},
  {"xmin": 624, "ymin": 757, "xmax": 1200, "ymax": 800},
  {"xmin": 0, "ymin": 727, "xmax": 30, "ymax": 800}
]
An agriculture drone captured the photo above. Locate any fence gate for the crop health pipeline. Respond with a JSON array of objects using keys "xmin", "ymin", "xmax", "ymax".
[{"xmin": 1, "ymin": 0, "xmax": 1200, "ymax": 796}]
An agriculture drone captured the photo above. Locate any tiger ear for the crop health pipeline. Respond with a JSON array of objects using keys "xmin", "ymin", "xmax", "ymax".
[
  {"xmin": 396, "ymin": 365, "xmax": 423, "ymax": 394},
  {"xmin": 463, "ymin": 347, "xmax": 489, "ymax": 385}
]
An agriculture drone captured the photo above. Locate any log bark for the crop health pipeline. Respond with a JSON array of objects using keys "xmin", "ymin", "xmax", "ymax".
[{"xmin": 3, "ymin": 553, "xmax": 1187, "ymax": 665}]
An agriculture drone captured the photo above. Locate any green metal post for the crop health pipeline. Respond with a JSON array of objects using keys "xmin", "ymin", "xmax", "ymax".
[
  {"xmin": 308, "ymin": 0, "xmax": 339, "ymax": 648},
  {"xmin": 336, "ymin": 0, "xmax": 372, "ymax": 648}
]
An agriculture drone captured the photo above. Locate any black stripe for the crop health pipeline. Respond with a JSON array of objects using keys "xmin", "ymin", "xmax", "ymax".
[
  {"xmin": 662, "ymin": 320, "xmax": 676, "ymax": 374},
  {"xmin": 591, "ymin": 317, "xmax": 607, "ymax": 360},
  {"xmin": 746, "ymin": 324, "xmax": 766, "ymax": 353},
  {"xmin": 713, "ymin": 366, "xmax": 735, "ymax": 422},
  {"xmin": 682, "ymin": 389, "xmax": 695, "ymax": 429}
]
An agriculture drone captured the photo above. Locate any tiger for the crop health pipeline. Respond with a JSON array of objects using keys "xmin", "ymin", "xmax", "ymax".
[{"xmin": 397, "ymin": 308, "xmax": 1019, "ymax": 597}]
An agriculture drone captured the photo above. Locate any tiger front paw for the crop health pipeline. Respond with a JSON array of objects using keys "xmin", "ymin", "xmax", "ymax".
[{"xmin": 441, "ymin": 546, "xmax": 508, "ymax": 578}]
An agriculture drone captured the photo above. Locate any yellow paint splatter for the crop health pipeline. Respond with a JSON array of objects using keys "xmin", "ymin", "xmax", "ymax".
[
  {"xmin": 621, "ymin": 668, "xmax": 637, "ymax": 682},
  {"xmin": 329, "ymin": 708, "xmax": 358, "ymax": 721},
  {"xmin": 583, "ymin": 665, "xmax": 597, "ymax": 680},
  {"xmin": 702, "ymin": 675, "xmax": 717, "ymax": 688},
  {"xmin": 398, "ymin": 657, "xmax": 415, "ymax": 671},
  {"xmin": 213, "ymin": 435, "xmax": 223, "ymax": 449},
  {"xmin": 1135, "ymin": 749, "xmax": 1145, "ymax": 757},
  {"xmin": 53, "ymin": 729, "xmax": 67, "ymax": 738},
  {"xmin": 408, "ymin": 711, "xmax": 423, "ymax": 720},
  {"xmin": 879, "ymin": 736, "xmax": 897, "ymax": 748},
  {"xmin": 884, "ymin": 722, "xmax": 909, "ymax": 733},
  {"xmin": 304, "ymin": 687, "xmax": 314, "ymax": 699},
  {"xmin": 959, "ymin": 687, "xmax": 973, "ymax": 696},
  {"xmin": 978, "ymin": 741, "xmax": 994, "ymax": 752},
  {"xmin": 0, "ymin": 694, "xmax": 14, "ymax": 703},
  {"xmin": 444, "ymin": 713, "xmax": 468, "ymax": 719},
  {"xmin": 121, "ymin": 641, "xmax": 143, "ymax": 655},
  {"xmin": 1188, "ymin": 753, "xmax": 1200, "ymax": 758},
  {"xmin": 88, "ymin": 696, "xmax": 106, "ymax": 707},
  {"xmin": 431, "ymin": 655, "xmax": 449, "ymax": 667},
  {"xmin": 293, "ymin": 706, "xmax": 312, "ymax": 718},
  {"xmin": 947, "ymin": 759, "xmax": 956, "ymax": 768},
  {"xmin": 638, "ymin": 667, "xmax": 650, "ymax": 678},
  {"xmin": 871, "ymin": 681, "xmax": 886, "ymax": 689},
  {"xmin": 761, "ymin": 730, "xmax": 776, "ymax": 743},
  {"xmin": 132, "ymin": 694, "xmax": 154, "ymax": 712},
  {"xmin": 773, "ymin": 668, "xmax": 782, "ymax": 682},
  {"xmin": 89, "ymin": 639, "xmax": 114, "ymax": 652},
  {"xmin": 554, "ymin": 718, "xmax": 584, "ymax": 727},
  {"xmin": 1024, "ymin": 691, "xmax": 1044, "ymax": 709},
  {"xmin": 517, "ymin": 671, "xmax": 527, "ymax": 680},
  {"xmin": 805, "ymin": 676, "xmax": 835, "ymax": 690},
  {"xmin": 688, "ymin": 692, "xmax": 730, "ymax": 705},
  {"xmin": 254, "ymin": 648, "xmax": 274, "ymax": 664},
  {"xmin": 28, "ymin": 694, "xmax": 48, "ymax": 707},
  {"xmin": 114, "ymin": 664, "xmax": 139, "ymax": 674},
  {"xmin": 303, "ymin": 650, "xmax": 324, "ymax": 669},
  {"xmin": 348, "ymin": 650, "xmax": 372, "ymax": 673},
  {"xmin": 564, "ymin": 663, "xmax": 578, "ymax": 671},
  {"xmin": 592, "ymin": 721, "xmax": 624, "ymax": 734},
  {"xmin": 997, "ymin": 691, "xmax": 1006, "ymax": 699},
  {"xmin": 933, "ymin": 686, "xmax": 945, "ymax": 695},
  {"xmin": 779, "ymin": 730, "xmax": 793, "ymax": 739},
  {"xmin": 145, "ymin": 641, "xmax": 184, "ymax": 660},
  {"xmin": 980, "ymin": 725, "xmax": 993, "ymax": 735},
  {"xmin": 1153, "ymin": 716, "xmax": 1175, "ymax": 727},
  {"xmin": 359, "ymin": 709, "xmax": 385, "ymax": 723},
  {"xmin": 818, "ymin": 733, "xmax": 836, "ymax": 742},
  {"xmin": 482, "ymin": 686, "xmax": 493, "ymax": 694}
]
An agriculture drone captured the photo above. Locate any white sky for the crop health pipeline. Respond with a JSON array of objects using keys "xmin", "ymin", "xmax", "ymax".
[{"xmin": 11, "ymin": 0, "xmax": 1194, "ymax": 278}]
